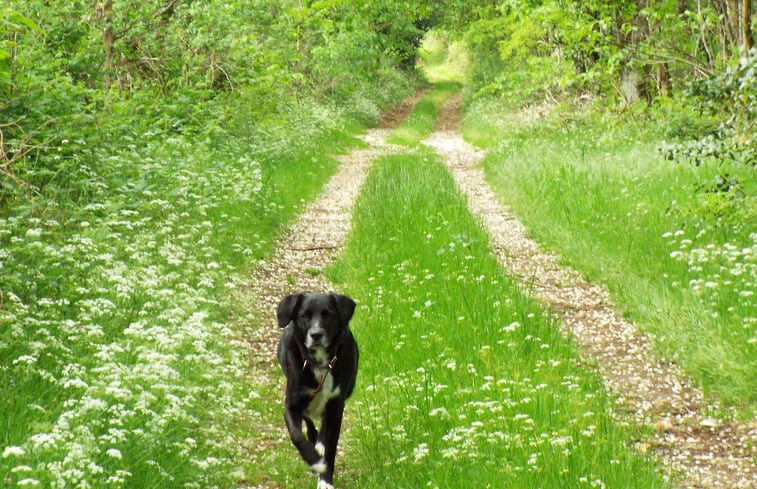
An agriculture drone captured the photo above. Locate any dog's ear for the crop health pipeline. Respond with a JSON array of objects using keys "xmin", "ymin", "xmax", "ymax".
[
  {"xmin": 331, "ymin": 293, "xmax": 356, "ymax": 325},
  {"xmin": 276, "ymin": 293, "xmax": 304, "ymax": 327}
]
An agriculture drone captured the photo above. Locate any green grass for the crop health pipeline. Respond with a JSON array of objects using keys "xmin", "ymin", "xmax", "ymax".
[
  {"xmin": 326, "ymin": 151, "xmax": 668, "ymax": 488},
  {"xmin": 387, "ymin": 82, "xmax": 459, "ymax": 146},
  {"xmin": 0, "ymin": 99, "xmax": 382, "ymax": 488},
  {"xmin": 463, "ymin": 99, "xmax": 757, "ymax": 411}
]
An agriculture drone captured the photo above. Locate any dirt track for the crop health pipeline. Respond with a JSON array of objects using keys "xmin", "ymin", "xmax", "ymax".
[
  {"xmin": 244, "ymin": 91, "xmax": 756, "ymax": 488},
  {"xmin": 428, "ymin": 92, "xmax": 756, "ymax": 489}
]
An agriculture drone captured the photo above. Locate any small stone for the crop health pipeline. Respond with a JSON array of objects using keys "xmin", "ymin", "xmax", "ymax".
[{"xmin": 700, "ymin": 417, "xmax": 721, "ymax": 428}]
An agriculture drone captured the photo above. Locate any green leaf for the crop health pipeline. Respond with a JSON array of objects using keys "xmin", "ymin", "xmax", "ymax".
[{"xmin": 5, "ymin": 9, "xmax": 45, "ymax": 36}]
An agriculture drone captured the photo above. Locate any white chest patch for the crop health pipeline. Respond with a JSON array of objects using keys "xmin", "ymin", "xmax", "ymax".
[
  {"xmin": 309, "ymin": 347, "xmax": 329, "ymax": 366},
  {"xmin": 304, "ymin": 369, "xmax": 341, "ymax": 419}
]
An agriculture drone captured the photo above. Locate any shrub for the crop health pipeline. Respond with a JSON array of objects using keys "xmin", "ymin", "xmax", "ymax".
[{"xmin": 662, "ymin": 49, "xmax": 757, "ymax": 168}]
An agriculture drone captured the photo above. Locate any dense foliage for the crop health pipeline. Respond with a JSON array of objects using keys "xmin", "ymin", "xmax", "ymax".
[
  {"xmin": 436, "ymin": 0, "xmax": 756, "ymax": 171},
  {"xmin": 662, "ymin": 49, "xmax": 757, "ymax": 167},
  {"xmin": 1, "ymin": 0, "xmax": 432, "ymax": 204},
  {"xmin": 438, "ymin": 0, "xmax": 753, "ymax": 100}
]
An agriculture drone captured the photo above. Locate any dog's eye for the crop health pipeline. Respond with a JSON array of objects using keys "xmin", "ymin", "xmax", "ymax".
[
  {"xmin": 321, "ymin": 309, "xmax": 331, "ymax": 318},
  {"xmin": 302, "ymin": 309, "xmax": 312, "ymax": 319}
]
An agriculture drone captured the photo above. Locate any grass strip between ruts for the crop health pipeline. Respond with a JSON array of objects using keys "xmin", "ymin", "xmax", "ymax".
[{"xmin": 327, "ymin": 150, "xmax": 669, "ymax": 488}]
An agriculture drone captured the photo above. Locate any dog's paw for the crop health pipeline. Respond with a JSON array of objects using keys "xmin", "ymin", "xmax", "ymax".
[
  {"xmin": 316, "ymin": 479, "xmax": 334, "ymax": 489},
  {"xmin": 310, "ymin": 459, "xmax": 327, "ymax": 474},
  {"xmin": 315, "ymin": 441, "xmax": 325, "ymax": 457}
]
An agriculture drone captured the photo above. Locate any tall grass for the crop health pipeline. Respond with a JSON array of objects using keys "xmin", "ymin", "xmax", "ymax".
[
  {"xmin": 464, "ymin": 99, "xmax": 757, "ymax": 410},
  {"xmin": 328, "ymin": 152, "xmax": 668, "ymax": 488}
]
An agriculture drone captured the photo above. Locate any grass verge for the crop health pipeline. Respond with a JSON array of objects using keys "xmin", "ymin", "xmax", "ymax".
[
  {"xmin": 463, "ymin": 99, "xmax": 757, "ymax": 411},
  {"xmin": 0, "ymin": 131, "xmax": 348, "ymax": 489},
  {"xmin": 328, "ymin": 151, "xmax": 668, "ymax": 488}
]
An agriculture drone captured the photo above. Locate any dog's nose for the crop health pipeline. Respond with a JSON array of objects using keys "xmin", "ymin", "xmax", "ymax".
[{"xmin": 310, "ymin": 331, "xmax": 324, "ymax": 343}]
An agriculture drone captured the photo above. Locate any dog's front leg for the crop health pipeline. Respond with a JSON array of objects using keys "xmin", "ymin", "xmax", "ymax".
[
  {"xmin": 284, "ymin": 408, "xmax": 326, "ymax": 473},
  {"xmin": 315, "ymin": 400, "xmax": 345, "ymax": 489}
]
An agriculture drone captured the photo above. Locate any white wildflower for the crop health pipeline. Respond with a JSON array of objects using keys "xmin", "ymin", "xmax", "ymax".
[
  {"xmin": 441, "ymin": 447, "xmax": 460, "ymax": 459},
  {"xmin": 429, "ymin": 407, "xmax": 449, "ymax": 418},
  {"xmin": 106, "ymin": 448, "xmax": 122, "ymax": 460},
  {"xmin": 413, "ymin": 443, "xmax": 429, "ymax": 462},
  {"xmin": 2, "ymin": 446, "xmax": 25, "ymax": 457},
  {"xmin": 502, "ymin": 321, "xmax": 520, "ymax": 333},
  {"xmin": 550, "ymin": 435, "xmax": 572, "ymax": 447}
]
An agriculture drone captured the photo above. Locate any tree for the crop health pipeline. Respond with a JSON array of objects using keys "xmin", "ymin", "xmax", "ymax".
[{"xmin": 744, "ymin": 0, "xmax": 754, "ymax": 51}]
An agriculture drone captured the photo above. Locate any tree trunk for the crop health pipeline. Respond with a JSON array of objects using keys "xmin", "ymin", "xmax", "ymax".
[
  {"xmin": 744, "ymin": 0, "xmax": 754, "ymax": 51},
  {"xmin": 98, "ymin": 0, "xmax": 115, "ymax": 90},
  {"xmin": 657, "ymin": 63, "xmax": 671, "ymax": 97},
  {"xmin": 698, "ymin": 0, "xmax": 717, "ymax": 68},
  {"xmin": 726, "ymin": 0, "xmax": 741, "ymax": 47}
]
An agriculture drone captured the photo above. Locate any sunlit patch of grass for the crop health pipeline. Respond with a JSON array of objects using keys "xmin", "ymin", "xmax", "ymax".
[
  {"xmin": 328, "ymin": 152, "xmax": 668, "ymax": 488},
  {"xmin": 418, "ymin": 30, "xmax": 470, "ymax": 85},
  {"xmin": 464, "ymin": 97, "xmax": 757, "ymax": 410}
]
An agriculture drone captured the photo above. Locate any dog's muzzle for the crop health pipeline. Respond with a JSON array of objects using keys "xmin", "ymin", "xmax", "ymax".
[{"xmin": 305, "ymin": 328, "xmax": 327, "ymax": 349}]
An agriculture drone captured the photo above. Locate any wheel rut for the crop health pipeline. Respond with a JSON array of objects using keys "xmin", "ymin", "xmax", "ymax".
[{"xmin": 243, "ymin": 109, "xmax": 413, "ymax": 487}]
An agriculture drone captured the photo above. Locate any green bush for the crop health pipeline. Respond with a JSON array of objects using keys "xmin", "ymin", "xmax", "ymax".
[{"xmin": 662, "ymin": 49, "xmax": 757, "ymax": 168}]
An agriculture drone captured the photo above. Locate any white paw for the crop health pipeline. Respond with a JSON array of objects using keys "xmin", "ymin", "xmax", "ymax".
[
  {"xmin": 315, "ymin": 441, "xmax": 325, "ymax": 456},
  {"xmin": 316, "ymin": 479, "xmax": 334, "ymax": 489},
  {"xmin": 310, "ymin": 459, "xmax": 327, "ymax": 474}
]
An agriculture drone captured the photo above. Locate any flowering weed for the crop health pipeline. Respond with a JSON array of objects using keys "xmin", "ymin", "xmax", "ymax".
[{"xmin": 0, "ymin": 101, "xmax": 361, "ymax": 487}]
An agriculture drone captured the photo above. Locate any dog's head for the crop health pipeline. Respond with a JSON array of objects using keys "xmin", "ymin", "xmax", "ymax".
[{"xmin": 277, "ymin": 292, "xmax": 356, "ymax": 353}]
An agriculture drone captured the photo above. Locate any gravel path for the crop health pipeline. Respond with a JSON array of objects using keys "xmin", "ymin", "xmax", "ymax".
[
  {"xmin": 243, "ymin": 91, "xmax": 756, "ymax": 489},
  {"xmin": 423, "ymin": 94, "xmax": 757, "ymax": 489},
  {"xmin": 243, "ymin": 95, "xmax": 420, "ymax": 487}
]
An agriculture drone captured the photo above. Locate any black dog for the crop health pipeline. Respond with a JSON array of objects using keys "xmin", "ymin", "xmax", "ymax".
[{"xmin": 276, "ymin": 292, "xmax": 358, "ymax": 489}]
